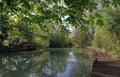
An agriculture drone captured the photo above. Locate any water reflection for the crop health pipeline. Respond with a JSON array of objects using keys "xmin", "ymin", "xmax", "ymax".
[
  {"xmin": 57, "ymin": 52, "xmax": 78, "ymax": 77},
  {"xmin": 0, "ymin": 49, "xmax": 92, "ymax": 77}
]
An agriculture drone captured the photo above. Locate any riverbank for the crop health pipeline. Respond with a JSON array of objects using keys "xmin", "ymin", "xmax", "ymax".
[
  {"xmin": 89, "ymin": 50, "xmax": 120, "ymax": 77},
  {"xmin": 0, "ymin": 46, "xmax": 36, "ymax": 53}
]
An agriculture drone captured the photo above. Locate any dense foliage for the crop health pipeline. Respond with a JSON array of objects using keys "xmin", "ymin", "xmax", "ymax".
[
  {"xmin": 0, "ymin": 0, "xmax": 120, "ymax": 52},
  {"xmin": 72, "ymin": 26, "xmax": 94, "ymax": 48},
  {"xmin": 92, "ymin": 8, "xmax": 120, "ymax": 57}
]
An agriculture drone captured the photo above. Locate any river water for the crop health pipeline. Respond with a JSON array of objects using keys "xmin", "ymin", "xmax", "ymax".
[{"xmin": 0, "ymin": 48, "xmax": 93, "ymax": 77}]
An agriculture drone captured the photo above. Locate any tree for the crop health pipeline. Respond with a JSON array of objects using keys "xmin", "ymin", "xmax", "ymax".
[
  {"xmin": 0, "ymin": 0, "xmax": 51, "ymax": 48},
  {"xmin": 72, "ymin": 26, "xmax": 94, "ymax": 48},
  {"xmin": 49, "ymin": 24, "xmax": 74, "ymax": 48},
  {"xmin": 91, "ymin": 8, "xmax": 120, "ymax": 57},
  {"xmin": 0, "ymin": 0, "xmax": 120, "ymax": 48}
]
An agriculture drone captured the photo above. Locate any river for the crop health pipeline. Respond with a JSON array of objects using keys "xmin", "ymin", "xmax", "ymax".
[{"xmin": 0, "ymin": 48, "xmax": 93, "ymax": 77}]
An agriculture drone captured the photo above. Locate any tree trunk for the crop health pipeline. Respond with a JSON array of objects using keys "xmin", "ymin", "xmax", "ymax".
[
  {"xmin": 0, "ymin": 39, "xmax": 4, "ymax": 47},
  {"xmin": 0, "ymin": 28, "xmax": 9, "ymax": 47}
]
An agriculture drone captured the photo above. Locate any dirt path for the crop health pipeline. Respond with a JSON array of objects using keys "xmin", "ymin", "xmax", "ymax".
[{"xmin": 91, "ymin": 51, "xmax": 120, "ymax": 77}]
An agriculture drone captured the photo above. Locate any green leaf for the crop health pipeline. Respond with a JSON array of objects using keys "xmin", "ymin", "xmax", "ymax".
[
  {"xmin": 96, "ymin": 19, "xmax": 104, "ymax": 27},
  {"xmin": 95, "ymin": 13, "xmax": 102, "ymax": 18},
  {"xmin": 112, "ymin": 0, "xmax": 120, "ymax": 7},
  {"xmin": 102, "ymin": 0, "xmax": 110, "ymax": 8}
]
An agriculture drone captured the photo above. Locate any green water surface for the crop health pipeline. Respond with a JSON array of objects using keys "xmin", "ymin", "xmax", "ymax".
[{"xmin": 0, "ymin": 49, "xmax": 93, "ymax": 77}]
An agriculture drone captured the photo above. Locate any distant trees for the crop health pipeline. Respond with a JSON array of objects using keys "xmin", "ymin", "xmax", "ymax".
[
  {"xmin": 49, "ymin": 33, "xmax": 74, "ymax": 48},
  {"xmin": 49, "ymin": 26, "xmax": 74, "ymax": 48},
  {"xmin": 72, "ymin": 26, "xmax": 94, "ymax": 48}
]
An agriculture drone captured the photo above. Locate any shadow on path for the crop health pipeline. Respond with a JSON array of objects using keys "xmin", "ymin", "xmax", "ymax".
[{"xmin": 91, "ymin": 51, "xmax": 120, "ymax": 77}]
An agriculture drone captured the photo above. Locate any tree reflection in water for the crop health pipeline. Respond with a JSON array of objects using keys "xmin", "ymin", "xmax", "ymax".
[
  {"xmin": 0, "ymin": 49, "xmax": 92, "ymax": 77},
  {"xmin": 57, "ymin": 51, "xmax": 78, "ymax": 77}
]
